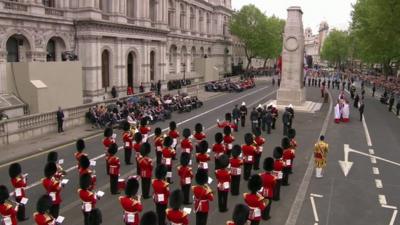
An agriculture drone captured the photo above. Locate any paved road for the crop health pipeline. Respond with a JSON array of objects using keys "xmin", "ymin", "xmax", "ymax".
[{"xmin": 0, "ymin": 80, "xmax": 332, "ymax": 225}]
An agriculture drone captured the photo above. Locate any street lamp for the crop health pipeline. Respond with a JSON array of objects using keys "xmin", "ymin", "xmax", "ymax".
[{"xmin": 182, "ymin": 62, "xmax": 186, "ymax": 81}]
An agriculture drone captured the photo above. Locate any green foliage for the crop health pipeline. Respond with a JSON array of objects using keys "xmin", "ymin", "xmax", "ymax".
[{"xmin": 321, "ymin": 30, "xmax": 350, "ymax": 68}]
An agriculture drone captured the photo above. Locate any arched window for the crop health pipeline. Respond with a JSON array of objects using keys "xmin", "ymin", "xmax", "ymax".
[
  {"xmin": 169, "ymin": 45, "xmax": 177, "ymax": 73},
  {"xmin": 191, "ymin": 47, "xmax": 196, "ymax": 71},
  {"xmin": 46, "ymin": 37, "xmax": 66, "ymax": 62},
  {"xmin": 127, "ymin": 52, "xmax": 136, "ymax": 88},
  {"xmin": 168, "ymin": 0, "xmax": 175, "ymax": 27},
  {"xmin": 46, "ymin": 39, "xmax": 56, "ymax": 62},
  {"xmin": 150, "ymin": 51, "xmax": 155, "ymax": 81},
  {"xmin": 101, "ymin": 50, "xmax": 110, "ymax": 88},
  {"xmin": 190, "ymin": 7, "xmax": 195, "ymax": 31},
  {"xmin": 6, "ymin": 34, "xmax": 31, "ymax": 63},
  {"xmin": 180, "ymin": 4, "xmax": 186, "ymax": 30}
]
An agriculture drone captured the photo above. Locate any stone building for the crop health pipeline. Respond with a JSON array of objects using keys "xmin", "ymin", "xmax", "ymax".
[
  {"xmin": 0, "ymin": 0, "xmax": 234, "ymax": 103},
  {"xmin": 304, "ymin": 21, "xmax": 329, "ymax": 66}
]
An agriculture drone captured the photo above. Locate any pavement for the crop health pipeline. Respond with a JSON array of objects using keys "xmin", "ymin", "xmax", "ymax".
[{"xmin": 0, "ymin": 80, "xmax": 336, "ymax": 225}]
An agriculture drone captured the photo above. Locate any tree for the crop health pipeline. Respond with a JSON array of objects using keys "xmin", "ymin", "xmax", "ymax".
[{"xmin": 320, "ymin": 30, "xmax": 350, "ymax": 70}]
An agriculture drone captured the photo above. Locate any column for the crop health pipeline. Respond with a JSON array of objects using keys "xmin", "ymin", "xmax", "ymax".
[{"xmin": 0, "ymin": 51, "xmax": 7, "ymax": 94}]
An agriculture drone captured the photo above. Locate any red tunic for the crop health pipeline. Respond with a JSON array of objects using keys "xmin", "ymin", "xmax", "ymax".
[
  {"xmin": 212, "ymin": 143, "xmax": 226, "ymax": 158},
  {"xmin": 123, "ymin": 131, "xmax": 133, "ymax": 149},
  {"xmin": 217, "ymin": 121, "xmax": 238, "ymax": 130},
  {"xmin": 290, "ymin": 138, "xmax": 298, "ymax": 149},
  {"xmin": 226, "ymin": 221, "xmax": 236, "ymax": 225},
  {"xmin": 195, "ymin": 153, "xmax": 210, "ymax": 170},
  {"xmin": 75, "ymin": 152, "xmax": 88, "ymax": 168},
  {"xmin": 177, "ymin": 165, "xmax": 193, "ymax": 186},
  {"xmin": 273, "ymin": 159, "xmax": 285, "ymax": 180},
  {"xmin": 139, "ymin": 126, "xmax": 151, "ymax": 135},
  {"xmin": 138, "ymin": 156, "xmax": 153, "ymax": 178},
  {"xmin": 154, "ymin": 136, "xmax": 164, "ymax": 153},
  {"xmin": 103, "ymin": 137, "xmax": 115, "ymax": 150},
  {"xmin": 192, "ymin": 185, "xmax": 214, "ymax": 213},
  {"xmin": 215, "ymin": 169, "xmax": 231, "ymax": 192},
  {"xmin": 180, "ymin": 138, "xmax": 193, "ymax": 154},
  {"xmin": 78, "ymin": 168, "xmax": 96, "ymax": 190},
  {"xmin": 152, "ymin": 179, "xmax": 169, "ymax": 205},
  {"xmin": 166, "ymin": 209, "xmax": 189, "ymax": 225},
  {"xmin": 108, "ymin": 156, "xmax": 120, "ymax": 176},
  {"xmin": 242, "ymin": 145, "xmax": 256, "ymax": 164},
  {"xmin": 42, "ymin": 177, "xmax": 62, "ymax": 205},
  {"xmin": 33, "ymin": 212, "xmax": 54, "ymax": 225},
  {"xmin": 11, "ymin": 176, "xmax": 27, "ymax": 201},
  {"xmin": 0, "ymin": 203, "xmax": 17, "ymax": 225},
  {"xmin": 259, "ymin": 172, "xmax": 276, "ymax": 199},
  {"xmin": 282, "ymin": 148, "xmax": 295, "ymax": 168},
  {"xmin": 193, "ymin": 132, "xmax": 206, "ymax": 142},
  {"xmin": 119, "ymin": 196, "xmax": 143, "ymax": 225},
  {"xmin": 168, "ymin": 130, "xmax": 180, "ymax": 147},
  {"xmin": 223, "ymin": 135, "xmax": 235, "ymax": 151},
  {"xmin": 254, "ymin": 136, "xmax": 265, "ymax": 155},
  {"xmin": 243, "ymin": 193, "xmax": 267, "ymax": 221},
  {"xmin": 230, "ymin": 157, "xmax": 243, "ymax": 176},
  {"xmin": 162, "ymin": 147, "xmax": 176, "ymax": 168},
  {"xmin": 78, "ymin": 189, "xmax": 97, "ymax": 212}
]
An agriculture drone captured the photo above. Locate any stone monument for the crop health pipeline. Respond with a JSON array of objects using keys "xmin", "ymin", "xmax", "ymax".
[{"xmin": 277, "ymin": 6, "xmax": 306, "ymax": 106}]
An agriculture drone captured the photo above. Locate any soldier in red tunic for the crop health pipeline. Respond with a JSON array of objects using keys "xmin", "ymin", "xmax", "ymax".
[
  {"xmin": 288, "ymin": 128, "xmax": 297, "ymax": 174},
  {"xmin": 213, "ymin": 132, "xmax": 226, "ymax": 170},
  {"xmin": 168, "ymin": 121, "xmax": 180, "ymax": 149},
  {"xmin": 180, "ymin": 128, "xmax": 193, "ymax": 154},
  {"xmin": 166, "ymin": 190, "xmax": 189, "ymax": 225},
  {"xmin": 253, "ymin": 128, "xmax": 265, "ymax": 170},
  {"xmin": 107, "ymin": 143, "xmax": 120, "ymax": 195},
  {"xmin": 192, "ymin": 169, "xmax": 214, "ymax": 225},
  {"xmin": 0, "ymin": 185, "xmax": 17, "ymax": 225},
  {"xmin": 217, "ymin": 113, "xmax": 238, "ymax": 131},
  {"xmin": 138, "ymin": 143, "xmax": 153, "ymax": 199},
  {"xmin": 193, "ymin": 123, "xmax": 206, "ymax": 153},
  {"xmin": 161, "ymin": 137, "xmax": 176, "ymax": 184},
  {"xmin": 272, "ymin": 147, "xmax": 284, "ymax": 201},
  {"xmin": 195, "ymin": 140, "xmax": 210, "ymax": 172},
  {"xmin": 75, "ymin": 139, "xmax": 88, "ymax": 169},
  {"xmin": 154, "ymin": 127, "xmax": 164, "ymax": 165},
  {"xmin": 259, "ymin": 157, "xmax": 276, "ymax": 220},
  {"xmin": 119, "ymin": 178, "xmax": 143, "ymax": 225},
  {"xmin": 139, "ymin": 118, "xmax": 151, "ymax": 143},
  {"xmin": 152, "ymin": 165, "xmax": 170, "ymax": 225},
  {"xmin": 282, "ymin": 137, "xmax": 294, "ymax": 186},
  {"xmin": 47, "ymin": 152, "xmax": 66, "ymax": 181},
  {"xmin": 103, "ymin": 127, "xmax": 115, "ymax": 175},
  {"xmin": 133, "ymin": 132, "xmax": 143, "ymax": 175},
  {"xmin": 33, "ymin": 195, "xmax": 55, "ymax": 225},
  {"xmin": 122, "ymin": 121, "xmax": 133, "ymax": 165},
  {"xmin": 78, "ymin": 173, "xmax": 98, "ymax": 225},
  {"xmin": 42, "ymin": 162, "xmax": 63, "ymax": 218},
  {"xmin": 139, "ymin": 211, "xmax": 157, "ymax": 225},
  {"xmin": 223, "ymin": 126, "xmax": 235, "ymax": 157},
  {"xmin": 215, "ymin": 154, "xmax": 231, "ymax": 212},
  {"xmin": 79, "ymin": 155, "xmax": 96, "ymax": 191},
  {"xmin": 230, "ymin": 145, "xmax": 243, "ymax": 196},
  {"xmin": 243, "ymin": 175, "xmax": 267, "ymax": 225},
  {"xmin": 226, "ymin": 204, "xmax": 249, "ymax": 225},
  {"xmin": 242, "ymin": 133, "xmax": 256, "ymax": 181},
  {"xmin": 9, "ymin": 163, "xmax": 28, "ymax": 221},
  {"xmin": 178, "ymin": 153, "xmax": 193, "ymax": 205}
]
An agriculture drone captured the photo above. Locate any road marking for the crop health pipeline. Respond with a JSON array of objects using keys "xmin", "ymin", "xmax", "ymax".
[
  {"xmin": 389, "ymin": 210, "xmax": 398, "ymax": 225},
  {"xmin": 382, "ymin": 205, "xmax": 398, "ymax": 210},
  {"xmin": 369, "ymin": 149, "xmax": 375, "ymax": 155},
  {"xmin": 310, "ymin": 196, "xmax": 320, "ymax": 222},
  {"xmin": 310, "ymin": 193, "xmax": 324, "ymax": 198},
  {"xmin": 362, "ymin": 116, "xmax": 373, "ymax": 147},
  {"xmin": 372, "ymin": 167, "xmax": 380, "ymax": 175},
  {"xmin": 375, "ymin": 179, "xmax": 383, "ymax": 189},
  {"xmin": 379, "ymin": 195, "xmax": 387, "ymax": 205},
  {"xmin": 371, "ymin": 157, "xmax": 377, "ymax": 164}
]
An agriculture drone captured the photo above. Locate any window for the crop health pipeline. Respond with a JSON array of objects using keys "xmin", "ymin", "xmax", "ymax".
[
  {"xmin": 46, "ymin": 39, "xmax": 56, "ymax": 62},
  {"xmin": 127, "ymin": 0, "xmax": 136, "ymax": 18},
  {"xmin": 42, "ymin": 0, "xmax": 55, "ymax": 7},
  {"xmin": 180, "ymin": 4, "xmax": 186, "ymax": 30},
  {"xmin": 150, "ymin": 0, "xmax": 156, "ymax": 23},
  {"xmin": 190, "ymin": 7, "xmax": 195, "ymax": 31}
]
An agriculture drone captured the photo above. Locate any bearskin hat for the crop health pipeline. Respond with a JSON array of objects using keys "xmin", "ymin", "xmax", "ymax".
[
  {"xmin": 79, "ymin": 173, "xmax": 92, "ymax": 190},
  {"xmin": 163, "ymin": 136, "xmax": 173, "ymax": 147},
  {"xmin": 215, "ymin": 132, "xmax": 223, "ymax": 144},
  {"xmin": 217, "ymin": 154, "xmax": 229, "ymax": 168},
  {"xmin": 140, "ymin": 142, "xmax": 151, "ymax": 156},
  {"xmin": 223, "ymin": 126, "xmax": 231, "ymax": 135},
  {"xmin": 263, "ymin": 157, "xmax": 274, "ymax": 172},
  {"xmin": 288, "ymin": 128, "xmax": 296, "ymax": 139},
  {"xmin": 0, "ymin": 185, "xmax": 9, "ymax": 204},
  {"xmin": 76, "ymin": 139, "xmax": 85, "ymax": 152},
  {"xmin": 47, "ymin": 151, "xmax": 58, "ymax": 163},
  {"xmin": 134, "ymin": 132, "xmax": 143, "ymax": 143},
  {"xmin": 169, "ymin": 189, "xmax": 183, "ymax": 210},
  {"xmin": 182, "ymin": 128, "xmax": 191, "ymax": 138},
  {"xmin": 140, "ymin": 118, "xmax": 148, "ymax": 126},
  {"xmin": 320, "ymin": 135, "xmax": 325, "ymax": 141},
  {"xmin": 244, "ymin": 133, "xmax": 254, "ymax": 145},
  {"xmin": 180, "ymin": 153, "xmax": 190, "ymax": 166},
  {"xmin": 195, "ymin": 123, "xmax": 203, "ymax": 133},
  {"xmin": 273, "ymin": 146, "xmax": 283, "ymax": 159},
  {"xmin": 232, "ymin": 204, "xmax": 250, "ymax": 225},
  {"xmin": 198, "ymin": 140, "xmax": 209, "ymax": 154},
  {"xmin": 125, "ymin": 177, "xmax": 139, "ymax": 197},
  {"xmin": 231, "ymin": 145, "xmax": 242, "ymax": 157},
  {"xmin": 140, "ymin": 211, "xmax": 157, "ymax": 225},
  {"xmin": 36, "ymin": 195, "xmax": 52, "ymax": 214},
  {"xmin": 225, "ymin": 113, "xmax": 232, "ymax": 122},
  {"xmin": 155, "ymin": 127, "xmax": 162, "ymax": 136},
  {"xmin": 254, "ymin": 127, "xmax": 261, "ymax": 137},
  {"xmin": 122, "ymin": 121, "xmax": 131, "ymax": 132},
  {"xmin": 155, "ymin": 165, "xmax": 167, "ymax": 179},
  {"xmin": 108, "ymin": 143, "xmax": 118, "ymax": 156},
  {"xmin": 79, "ymin": 155, "xmax": 90, "ymax": 169},
  {"xmin": 195, "ymin": 169, "xmax": 208, "ymax": 185},
  {"xmin": 9, "ymin": 163, "xmax": 22, "ymax": 179},
  {"xmin": 104, "ymin": 127, "xmax": 113, "ymax": 137},
  {"xmin": 169, "ymin": 121, "xmax": 177, "ymax": 130},
  {"xmin": 248, "ymin": 174, "xmax": 262, "ymax": 193},
  {"xmin": 44, "ymin": 162, "xmax": 57, "ymax": 178},
  {"xmin": 281, "ymin": 137, "xmax": 291, "ymax": 149}
]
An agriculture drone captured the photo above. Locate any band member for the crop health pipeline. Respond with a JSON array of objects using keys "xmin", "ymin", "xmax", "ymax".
[
  {"xmin": 192, "ymin": 169, "xmax": 214, "ymax": 225},
  {"xmin": 242, "ymin": 133, "xmax": 256, "ymax": 181},
  {"xmin": 181, "ymin": 128, "xmax": 193, "ymax": 154},
  {"xmin": 217, "ymin": 113, "xmax": 238, "ymax": 131},
  {"xmin": 166, "ymin": 190, "xmax": 189, "ymax": 225},
  {"xmin": 288, "ymin": 128, "xmax": 297, "ymax": 151},
  {"xmin": 33, "ymin": 195, "xmax": 55, "ymax": 225},
  {"xmin": 88, "ymin": 208, "xmax": 102, "ymax": 225},
  {"xmin": 215, "ymin": 154, "xmax": 231, "ymax": 212},
  {"xmin": 272, "ymin": 147, "xmax": 284, "ymax": 201},
  {"xmin": 314, "ymin": 135, "xmax": 329, "ymax": 178},
  {"xmin": 122, "ymin": 121, "xmax": 133, "ymax": 165},
  {"xmin": 0, "ymin": 185, "xmax": 17, "ymax": 225},
  {"xmin": 230, "ymin": 145, "xmax": 243, "ymax": 196},
  {"xmin": 42, "ymin": 162, "xmax": 63, "ymax": 218},
  {"xmin": 196, "ymin": 140, "xmax": 211, "ymax": 172},
  {"xmin": 152, "ymin": 165, "xmax": 170, "ymax": 225},
  {"xmin": 193, "ymin": 123, "xmax": 206, "ymax": 153},
  {"xmin": 259, "ymin": 158, "xmax": 276, "ymax": 220},
  {"xmin": 178, "ymin": 153, "xmax": 193, "ymax": 205},
  {"xmin": 138, "ymin": 143, "xmax": 153, "ymax": 199},
  {"xmin": 239, "ymin": 102, "xmax": 248, "ymax": 127},
  {"xmin": 47, "ymin": 151, "xmax": 66, "ymax": 180},
  {"xmin": 154, "ymin": 127, "xmax": 164, "ymax": 165},
  {"xmin": 223, "ymin": 126, "xmax": 235, "ymax": 158},
  {"xmin": 226, "ymin": 204, "xmax": 250, "ymax": 225},
  {"xmin": 133, "ymin": 132, "xmax": 143, "ymax": 175},
  {"xmin": 253, "ymin": 128, "xmax": 265, "ymax": 170},
  {"xmin": 139, "ymin": 118, "xmax": 151, "ymax": 143},
  {"xmin": 270, "ymin": 104, "xmax": 278, "ymax": 130},
  {"xmin": 79, "ymin": 155, "xmax": 96, "ymax": 190},
  {"xmin": 161, "ymin": 136, "xmax": 176, "ymax": 183},
  {"xmin": 75, "ymin": 139, "xmax": 88, "ymax": 169},
  {"xmin": 107, "ymin": 143, "xmax": 120, "ymax": 195},
  {"xmin": 168, "ymin": 121, "xmax": 180, "ymax": 149},
  {"xmin": 9, "ymin": 163, "xmax": 28, "ymax": 221},
  {"xmin": 103, "ymin": 127, "xmax": 115, "ymax": 174},
  {"xmin": 78, "ymin": 174, "xmax": 98, "ymax": 225},
  {"xmin": 243, "ymin": 175, "xmax": 267, "ymax": 225},
  {"xmin": 282, "ymin": 137, "xmax": 294, "ymax": 186},
  {"xmin": 213, "ymin": 132, "xmax": 226, "ymax": 170},
  {"xmin": 140, "ymin": 211, "xmax": 157, "ymax": 225},
  {"xmin": 119, "ymin": 178, "xmax": 143, "ymax": 225}
]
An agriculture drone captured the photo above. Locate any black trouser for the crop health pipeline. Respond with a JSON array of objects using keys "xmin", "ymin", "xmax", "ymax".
[
  {"xmin": 262, "ymin": 198, "xmax": 272, "ymax": 220},
  {"xmin": 110, "ymin": 175, "xmax": 119, "ymax": 194},
  {"xmin": 231, "ymin": 175, "xmax": 241, "ymax": 196},
  {"xmin": 267, "ymin": 123, "xmax": 271, "ymax": 134},
  {"xmin": 50, "ymin": 204, "xmax": 60, "ymax": 218},
  {"xmin": 250, "ymin": 220, "xmax": 260, "ymax": 225},
  {"xmin": 156, "ymin": 151, "xmax": 162, "ymax": 165},
  {"xmin": 261, "ymin": 120, "xmax": 266, "ymax": 131},
  {"xmin": 397, "ymin": 107, "xmax": 400, "ymax": 116},
  {"xmin": 272, "ymin": 118, "xmax": 276, "ymax": 129},
  {"xmin": 215, "ymin": 158, "xmax": 221, "ymax": 170},
  {"xmin": 141, "ymin": 177, "xmax": 151, "ymax": 199},
  {"xmin": 124, "ymin": 148, "xmax": 132, "ymax": 165},
  {"xmin": 359, "ymin": 112, "xmax": 363, "ymax": 121},
  {"xmin": 244, "ymin": 163, "xmax": 252, "ymax": 181},
  {"xmin": 254, "ymin": 153, "xmax": 261, "ymax": 170},
  {"xmin": 241, "ymin": 116, "xmax": 246, "ymax": 127},
  {"xmin": 16, "ymin": 201, "xmax": 26, "ymax": 221},
  {"xmin": 372, "ymin": 91, "xmax": 375, "ymax": 97},
  {"xmin": 196, "ymin": 212, "xmax": 208, "ymax": 225},
  {"xmin": 283, "ymin": 124, "xmax": 289, "ymax": 136},
  {"xmin": 389, "ymin": 104, "xmax": 393, "ymax": 112},
  {"xmin": 282, "ymin": 167, "xmax": 290, "ymax": 185},
  {"xmin": 182, "ymin": 184, "xmax": 191, "ymax": 204},
  {"xmin": 251, "ymin": 121, "xmax": 258, "ymax": 133},
  {"xmin": 83, "ymin": 211, "xmax": 91, "ymax": 225},
  {"xmin": 156, "ymin": 203, "xmax": 167, "ymax": 225},
  {"xmin": 273, "ymin": 179, "xmax": 282, "ymax": 201},
  {"xmin": 57, "ymin": 120, "xmax": 63, "ymax": 133},
  {"xmin": 218, "ymin": 190, "xmax": 228, "ymax": 212}
]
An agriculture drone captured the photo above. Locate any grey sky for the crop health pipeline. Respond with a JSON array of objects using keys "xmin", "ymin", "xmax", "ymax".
[{"xmin": 232, "ymin": 0, "xmax": 356, "ymax": 34}]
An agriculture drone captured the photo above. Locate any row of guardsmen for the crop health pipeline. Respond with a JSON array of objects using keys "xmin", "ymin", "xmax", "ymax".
[{"xmin": 0, "ymin": 114, "xmax": 297, "ymax": 225}]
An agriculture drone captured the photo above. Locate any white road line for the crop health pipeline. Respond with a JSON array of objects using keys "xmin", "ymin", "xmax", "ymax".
[
  {"xmin": 310, "ymin": 196, "xmax": 319, "ymax": 222},
  {"xmin": 310, "ymin": 193, "xmax": 324, "ymax": 198},
  {"xmin": 362, "ymin": 116, "xmax": 373, "ymax": 147},
  {"xmin": 389, "ymin": 210, "xmax": 398, "ymax": 225},
  {"xmin": 375, "ymin": 179, "xmax": 383, "ymax": 189},
  {"xmin": 369, "ymin": 149, "xmax": 375, "ymax": 155},
  {"xmin": 382, "ymin": 205, "xmax": 398, "ymax": 210},
  {"xmin": 371, "ymin": 157, "xmax": 377, "ymax": 164},
  {"xmin": 372, "ymin": 167, "xmax": 380, "ymax": 175},
  {"xmin": 379, "ymin": 195, "xmax": 388, "ymax": 205}
]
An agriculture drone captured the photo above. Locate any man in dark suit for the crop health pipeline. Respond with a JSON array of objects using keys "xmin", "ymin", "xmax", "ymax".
[{"xmin": 56, "ymin": 107, "xmax": 64, "ymax": 133}]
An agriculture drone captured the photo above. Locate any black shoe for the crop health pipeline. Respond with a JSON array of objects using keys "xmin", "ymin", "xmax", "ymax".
[
  {"xmin": 219, "ymin": 208, "xmax": 228, "ymax": 213},
  {"xmin": 263, "ymin": 216, "xmax": 271, "ymax": 221}
]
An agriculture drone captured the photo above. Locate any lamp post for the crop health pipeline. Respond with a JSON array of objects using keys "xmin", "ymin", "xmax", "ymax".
[{"xmin": 182, "ymin": 62, "xmax": 186, "ymax": 81}]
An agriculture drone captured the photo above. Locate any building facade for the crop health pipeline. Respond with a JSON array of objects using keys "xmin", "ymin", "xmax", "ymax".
[
  {"xmin": 0, "ymin": 0, "xmax": 233, "ymax": 102},
  {"xmin": 304, "ymin": 21, "xmax": 329, "ymax": 66}
]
